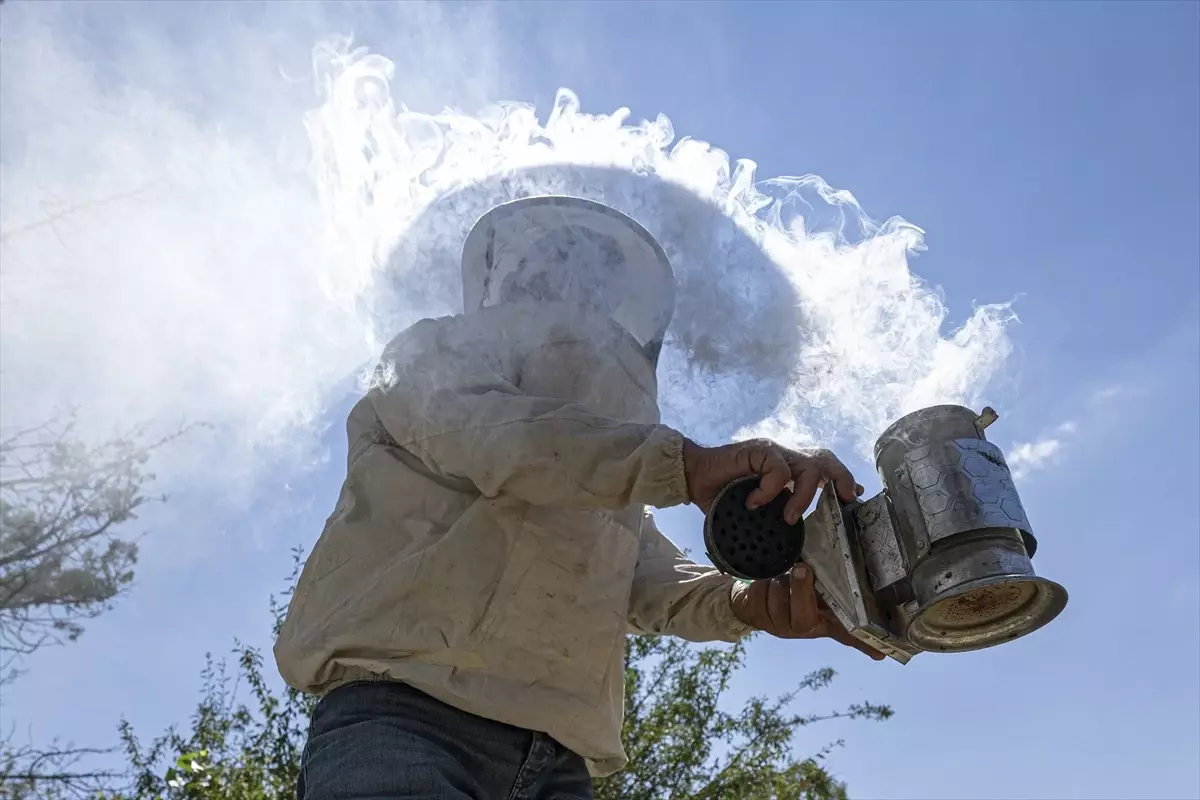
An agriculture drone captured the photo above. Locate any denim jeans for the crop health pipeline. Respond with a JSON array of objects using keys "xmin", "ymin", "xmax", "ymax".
[{"xmin": 296, "ymin": 680, "xmax": 595, "ymax": 800}]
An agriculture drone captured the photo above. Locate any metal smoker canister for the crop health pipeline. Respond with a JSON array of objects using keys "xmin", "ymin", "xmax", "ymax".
[
  {"xmin": 874, "ymin": 405, "xmax": 1068, "ymax": 652},
  {"xmin": 703, "ymin": 404, "xmax": 1069, "ymax": 661}
]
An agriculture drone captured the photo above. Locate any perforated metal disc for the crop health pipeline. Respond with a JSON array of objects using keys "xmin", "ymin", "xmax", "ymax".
[{"xmin": 703, "ymin": 477, "xmax": 805, "ymax": 581}]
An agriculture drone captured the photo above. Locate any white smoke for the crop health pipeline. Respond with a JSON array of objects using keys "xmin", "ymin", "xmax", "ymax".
[
  {"xmin": 0, "ymin": 7, "xmax": 1016, "ymax": 504},
  {"xmin": 302, "ymin": 36, "xmax": 1017, "ymax": 454},
  {"xmin": 1008, "ymin": 438, "xmax": 1064, "ymax": 479}
]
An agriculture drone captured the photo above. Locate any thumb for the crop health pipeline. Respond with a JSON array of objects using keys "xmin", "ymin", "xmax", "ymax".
[
  {"xmin": 792, "ymin": 561, "xmax": 815, "ymax": 592},
  {"xmin": 788, "ymin": 563, "xmax": 820, "ymax": 634}
]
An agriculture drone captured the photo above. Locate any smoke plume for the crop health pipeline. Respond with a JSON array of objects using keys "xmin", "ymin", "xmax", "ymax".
[{"xmin": 0, "ymin": 5, "xmax": 1015, "ymax": 504}]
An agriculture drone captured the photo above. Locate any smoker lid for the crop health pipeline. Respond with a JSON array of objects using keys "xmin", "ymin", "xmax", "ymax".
[
  {"xmin": 704, "ymin": 477, "xmax": 806, "ymax": 581},
  {"xmin": 461, "ymin": 196, "xmax": 676, "ymax": 362}
]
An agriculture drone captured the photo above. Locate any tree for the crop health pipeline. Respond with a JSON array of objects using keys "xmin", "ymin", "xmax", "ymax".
[
  {"xmin": 0, "ymin": 188, "xmax": 179, "ymax": 679},
  {"xmin": 0, "ymin": 190, "xmax": 194, "ymax": 797},
  {"xmin": 0, "ymin": 743, "xmax": 121, "ymax": 800},
  {"xmin": 595, "ymin": 636, "xmax": 891, "ymax": 800},
  {"xmin": 60, "ymin": 551, "xmax": 891, "ymax": 800},
  {"xmin": 0, "ymin": 411, "xmax": 193, "ymax": 799},
  {"xmin": 0, "ymin": 410, "xmax": 190, "ymax": 681}
]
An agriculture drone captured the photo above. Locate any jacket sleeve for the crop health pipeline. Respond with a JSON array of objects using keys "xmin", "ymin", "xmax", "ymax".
[
  {"xmin": 367, "ymin": 316, "xmax": 690, "ymax": 511},
  {"xmin": 626, "ymin": 511, "xmax": 754, "ymax": 642}
]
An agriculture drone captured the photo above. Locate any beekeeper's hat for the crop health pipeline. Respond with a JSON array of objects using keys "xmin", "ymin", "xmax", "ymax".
[{"xmin": 461, "ymin": 196, "xmax": 676, "ymax": 363}]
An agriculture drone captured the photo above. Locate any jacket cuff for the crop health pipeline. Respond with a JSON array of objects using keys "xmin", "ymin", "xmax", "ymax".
[
  {"xmin": 717, "ymin": 578, "xmax": 755, "ymax": 642},
  {"xmin": 644, "ymin": 426, "xmax": 691, "ymax": 509}
]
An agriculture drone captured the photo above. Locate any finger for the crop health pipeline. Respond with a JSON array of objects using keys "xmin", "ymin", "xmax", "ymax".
[
  {"xmin": 813, "ymin": 451, "xmax": 860, "ymax": 504},
  {"xmin": 826, "ymin": 619, "xmax": 887, "ymax": 661},
  {"xmin": 746, "ymin": 446, "xmax": 792, "ymax": 510},
  {"xmin": 784, "ymin": 462, "xmax": 822, "ymax": 524},
  {"xmin": 766, "ymin": 575, "xmax": 791, "ymax": 631},
  {"xmin": 787, "ymin": 565, "xmax": 821, "ymax": 635},
  {"xmin": 815, "ymin": 609, "xmax": 887, "ymax": 660}
]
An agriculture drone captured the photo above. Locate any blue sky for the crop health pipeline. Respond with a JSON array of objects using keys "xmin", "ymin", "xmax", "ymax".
[{"xmin": 3, "ymin": 2, "xmax": 1198, "ymax": 799}]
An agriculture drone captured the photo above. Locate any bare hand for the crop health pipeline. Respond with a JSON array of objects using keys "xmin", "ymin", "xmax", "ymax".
[
  {"xmin": 731, "ymin": 564, "xmax": 885, "ymax": 661},
  {"xmin": 682, "ymin": 438, "xmax": 864, "ymax": 524}
]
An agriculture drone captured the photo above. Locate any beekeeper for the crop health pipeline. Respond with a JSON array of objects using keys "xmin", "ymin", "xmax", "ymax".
[{"xmin": 276, "ymin": 196, "xmax": 882, "ymax": 800}]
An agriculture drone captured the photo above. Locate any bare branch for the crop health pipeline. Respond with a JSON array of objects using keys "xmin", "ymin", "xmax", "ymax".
[
  {"xmin": 0, "ymin": 186, "xmax": 159, "ymax": 245},
  {"xmin": 0, "ymin": 739, "xmax": 125, "ymax": 799},
  {"xmin": 0, "ymin": 410, "xmax": 197, "ymax": 668}
]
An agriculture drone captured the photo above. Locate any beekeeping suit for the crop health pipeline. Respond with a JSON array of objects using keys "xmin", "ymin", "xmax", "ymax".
[{"xmin": 274, "ymin": 197, "xmax": 750, "ymax": 777}]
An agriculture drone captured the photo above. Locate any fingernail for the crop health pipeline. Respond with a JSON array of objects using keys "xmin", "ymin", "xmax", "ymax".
[
  {"xmin": 785, "ymin": 510, "xmax": 799, "ymax": 525},
  {"xmin": 792, "ymin": 564, "xmax": 807, "ymax": 579},
  {"xmin": 746, "ymin": 499, "xmax": 760, "ymax": 510}
]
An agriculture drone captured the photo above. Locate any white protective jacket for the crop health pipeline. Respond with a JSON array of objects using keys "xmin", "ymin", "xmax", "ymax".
[{"xmin": 274, "ymin": 301, "xmax": 750, "ymax": 776}]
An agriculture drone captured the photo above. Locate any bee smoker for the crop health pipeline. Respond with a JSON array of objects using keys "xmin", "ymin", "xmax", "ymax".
[{"xmin": 703, "ymin": 405, "xmax": 1069, "ymax": 663}]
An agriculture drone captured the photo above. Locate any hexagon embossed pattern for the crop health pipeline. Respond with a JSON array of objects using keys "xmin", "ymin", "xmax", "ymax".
[{"xmin": 903, "ymin": 439, "xmax": 1031, "ymax": 544}]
